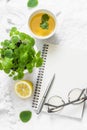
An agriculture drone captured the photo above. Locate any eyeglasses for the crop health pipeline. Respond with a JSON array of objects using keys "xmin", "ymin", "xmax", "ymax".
[{"xmin": 44, "ymin": 88, "xmax": 87, "ymax": 113}]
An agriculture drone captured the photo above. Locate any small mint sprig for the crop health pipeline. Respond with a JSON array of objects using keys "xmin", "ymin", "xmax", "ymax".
[
  {"xmin": 27, "ymin": 0, "xmax": 38, "ymax": 8},
  {"xmin": 20, "ymin": 111, "xmax": 32, "ymax": 123},
  {"xmin": 40, "ymin": 14, "xmax": 50, "ymax": 29}
]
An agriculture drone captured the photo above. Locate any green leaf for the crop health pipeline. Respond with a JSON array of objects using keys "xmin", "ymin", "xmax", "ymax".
[
  {"xmin": 20, "ymin": 111, "xmax": 32, "ymax": 123},
  {"xmin": 40, "ymin": 21, "xmax": 49, "ymax": 29},
  {"xmin": 10, "ymin": 27, "xmax": 17, "ymax": 36},
  {"xmin": 4, "ymin": 49, "xmax": 13, "ymax": 58},
  {"xmin": 36, "ymin": 51, "xmax": 41, "ymax": 57},
  {"xmin": 19, "ymin": 52, "xmax": 29, "ymax": 67},
  {"xmin": 9, "ymin": 42, "xmax": 16, "ymax": 49},
  {"xmin": 1, "ymin": 49, "xmax": 5, "ymax": 58},
  {"xmin": 11, "ymin": 36, "xmax": 19, "ymax": 44},
  {"xmin": 27, "ymin": 63, "xmax": 33, "ymax": 73},
  {"xmin": 40, "ymin": 14, "xmax": 50, "ymax": 29},
  {"xmin": 2, "ymin": 57, "xmax": 13, "ymax": 70},
  {"xmin": 41, "ymin": 14, "xmax": 49, "ymax": 22},
  {"xmin": 13, "ymin": 75, "xmax": 18, "ymax": 80},
  {"xmin": 27, "ymin": 0, "xmax": 38, "ymax": 7},
  {"xmin": 10, "ymin": 27, "xmax": 17, "ymax": 33},
  {"xmin": 23, "ymin": 39, "xmax": 35, "ymax": 47},
  {"xmin": 1, "ymin": 40, "xmax": 10, "ymax": 48},
  {"xmin": 2, "ymin": 58, "xmax": 13, "ymax": 73},
  {"xmin": 36, "ymin": 57, "xmax": 43, "ymax": 67},
  {"xmin": 36, "ymin": 51, "xmax": 43, "ymax": 67},
  {"xmin": 9, "ymin": 71, "xmax": 15, "ymax": 77},
  {"xmin": 19, "ymin": 33, "xmax": 26, "ymax": 40},
  {"xmin": 17, "ymin": 69, "xmax": 24, "ymax": 79},
  {"xmin": 4, "ymin": 68, "xmax": 10, "ymax": 73},
  {"xmin": 0, "ymin": 63, "xmax": 3, "ymax": 70},
  {"xmin": 23, "ymin": 34, "xmax": 35, "ymax": 46},
  {"xmin": 10, "ymin": 27, "xmax": 19, "ymax": 36}
]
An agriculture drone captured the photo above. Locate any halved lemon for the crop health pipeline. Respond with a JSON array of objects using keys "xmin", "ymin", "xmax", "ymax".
[{"xmin": 15, "ymin": 80, "xmax": 33, "ymax": 99}]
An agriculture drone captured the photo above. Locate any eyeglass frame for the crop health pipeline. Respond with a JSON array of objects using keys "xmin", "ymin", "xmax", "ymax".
[{"xmin": 44, "ymin": 88, "xmax": 87, "ymax": 113}]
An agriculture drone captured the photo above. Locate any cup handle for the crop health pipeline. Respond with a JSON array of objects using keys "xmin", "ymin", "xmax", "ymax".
[{"xmin": 55, "ymin": 11, "xmax": 61, "ymax": 17}]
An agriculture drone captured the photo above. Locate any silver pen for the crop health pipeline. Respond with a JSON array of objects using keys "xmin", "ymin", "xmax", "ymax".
[{"xmin": 37, "ymin": 74, "xmax": 55, "ymax": 114}]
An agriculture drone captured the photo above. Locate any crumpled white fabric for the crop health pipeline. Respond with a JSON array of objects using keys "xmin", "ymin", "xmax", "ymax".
[{"xmin": 0, "ymin": 71, "xmax": 17, "ymax": 130}]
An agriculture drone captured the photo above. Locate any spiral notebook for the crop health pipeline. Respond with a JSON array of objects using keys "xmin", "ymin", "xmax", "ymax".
[{"xmin": 32, "ymin": 43, "xmax": 87, "ymax": 119}]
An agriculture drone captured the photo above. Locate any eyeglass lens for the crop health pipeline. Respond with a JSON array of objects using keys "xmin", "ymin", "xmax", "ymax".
[
  {"xmin": 48, "ymin": 96, "xmax": 65, "ymax": 112},
  {"xmin": 68, "ymin": 88, "xmax": 85, "ymax": 104}
]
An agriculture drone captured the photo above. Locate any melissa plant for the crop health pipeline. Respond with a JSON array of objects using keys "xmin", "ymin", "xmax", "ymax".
[{"xmin": 0, "ymin": 27, "xmax": 43, "ymax": 80}]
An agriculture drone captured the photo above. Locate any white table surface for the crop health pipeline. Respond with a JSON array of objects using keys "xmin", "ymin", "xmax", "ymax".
[{"xmin": 0, "ymin": 0, "xmax": 87, "ymax": 130}]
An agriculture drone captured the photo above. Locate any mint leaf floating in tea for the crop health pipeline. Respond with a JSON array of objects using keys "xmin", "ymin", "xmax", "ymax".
[
  {"xmin": 40, "ymin": 14, "xmax": 50, "ymax": 29},
  {"xmin": 40, "ymin": 22, "xmax": 49, "ymax": 30},
  {"xmin": 27, "ymin": 0, "xmax": 38, "ymax": 7},
  {"xmin": 20, "ymin": 111, "xmax": 32, "ymax": 123},
  {"xmin": 41, "ymin": 14, "xmax": 49, "ymax": 22}
]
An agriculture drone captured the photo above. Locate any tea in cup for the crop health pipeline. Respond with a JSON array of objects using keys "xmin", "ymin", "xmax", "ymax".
[{"xmin": 28, "ymin": 9, "xmax": 57, "ymax": 39}]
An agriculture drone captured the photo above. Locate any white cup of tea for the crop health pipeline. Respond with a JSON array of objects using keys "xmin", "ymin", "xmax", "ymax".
[{"xmin": 28, "ymin": 9, "xmax": 58, "ymax": 40}]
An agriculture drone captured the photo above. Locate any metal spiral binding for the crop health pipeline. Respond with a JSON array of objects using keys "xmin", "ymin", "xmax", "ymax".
[{"xmin": 32, "ymin": 44, "xmax": 49, "ymax": 109}]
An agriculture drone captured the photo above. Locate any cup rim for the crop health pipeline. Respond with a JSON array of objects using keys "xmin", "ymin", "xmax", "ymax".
[{"xmin": 28, "ymin": 9, "xmax": 57, "ymax": 40}]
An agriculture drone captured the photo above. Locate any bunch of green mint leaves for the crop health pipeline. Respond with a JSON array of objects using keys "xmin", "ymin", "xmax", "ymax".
[{"xmin": 0, "ymin": 27, "xmax": 43, "ymax": 80}]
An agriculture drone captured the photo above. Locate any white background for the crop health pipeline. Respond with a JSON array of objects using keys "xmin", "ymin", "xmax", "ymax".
[{"xmin": 0, "ymin": 0, "xmax": 87, "ymax": 130}]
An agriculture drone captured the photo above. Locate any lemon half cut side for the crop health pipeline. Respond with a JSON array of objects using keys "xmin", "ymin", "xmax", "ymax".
[{"xmin": 15, "ymin": 80, "xmax": 33, "ymax": 99}]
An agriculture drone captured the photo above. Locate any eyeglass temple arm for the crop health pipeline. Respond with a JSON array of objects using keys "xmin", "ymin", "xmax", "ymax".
[
  {"xmin": 45, "ymin": 89, "xmax": 86, "ymax": 112},
  {"xmin": 78, "ymin": 89, "xmax": 85, "ymax": 99}
]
